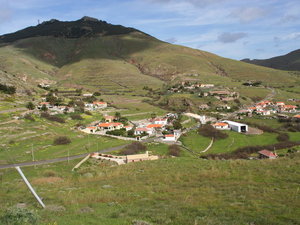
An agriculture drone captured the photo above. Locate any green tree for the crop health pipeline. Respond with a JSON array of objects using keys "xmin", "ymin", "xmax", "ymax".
[
  {"xmin": 173, "ymin": 120, "xmax": 182, "ymax": 130},
  {"xmin": 115, "ymin": 112, "xmax": 121, "ymax": 120},
  {"xmin": 41, "ymin": 104, "xmax": 48, "ymax": 112},
  {"xmin": 26, "ymin": 102, "xmax": 35, "ymax": 110}
]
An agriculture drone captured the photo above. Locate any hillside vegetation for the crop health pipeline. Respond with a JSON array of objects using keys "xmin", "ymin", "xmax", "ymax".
[
  {"xmin": 0, "ymin": 18, "xmax": 299, "ymax": 96},
  {"xmin": 0, "ymin": 153, "xmax": 300, "ymax": 224}
]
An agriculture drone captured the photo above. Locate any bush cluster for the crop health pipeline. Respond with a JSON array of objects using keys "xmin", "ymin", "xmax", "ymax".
[
  {"xmin": 106, "ymin": 128, "xmax": 127, "ymax": 136},
  {"xmin": 41, "ymin": 112, "xmax": 65, "ymax": 123},
  {"xmin": 198, "ymin": 125, "xmax": 228, "ymax": 139},
  {"xmin": 121, "ymin": 142, "xmax": 146, "ymax": 155},
  {"xmin": 0, "ymin": 206, "xmax": 39, "ymax": 225},
  {"xmin": 0, "ymin": 83, "xmax": 16, "ymax": 94},
  {"xmin": 168, "ymin": 144, "xmax": 181, "ymax": 157},
  {"xmin": 277, "ymin": 133, "xmax": 289, "ymax": 142},
  {"xmin": 202, "ymin": 141, "xmax": 300, "ymax": 160},
  {"xmin": 70, "ymin": 114, "xmax": 83, "ymax": 120},
  {"xmin": 53, "ymin": 136, "xmax": 71, "ymax": 145},
  {"xmin": 24, "ymin": 114, "xmax": 35, "ymax": 121}
]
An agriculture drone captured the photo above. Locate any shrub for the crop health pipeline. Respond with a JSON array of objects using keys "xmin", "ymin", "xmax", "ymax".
[
  {"xmin": 1, "ymin": 206, "xmax": 39, "ymax": 225},
  {"xmin": 0, "ymin": 83, "xmax": 16, "ymax": 94},
  {"xmin": 85, "ymin": 111, "xmax": 92, "ymax": 116},
  {"xmin": 121, "ymin": 142, "xmax": 146, "ymax": 155},
  {"xmin": 106, "ymin": 128, "xmax": 127, "ymax": 136},
  {"xmin": 41, "ymin": 113, "xmax": 65, "ymax": 123},
  {"xmin": 168, "ymin": 145, "xmax": 181, "ymax": 157},
  {"xmin": 93, "ymin": 92, "xmax": 101, "ymax": 96},
  {"xmin": 70, "ymin": 114, "xmax": 83, "ymax": 120},
  {"xmin": 277, "ymin": 133, "xmax": 289, "ymax": 142},
  {"xmin": 198, "ymin": 125, "xmax": 228, "ymax": 139},
  {"xmin": 24, "ymin": 114, "xmax": 35, "ymax": 121},
  {"xmin": 173, "ymin": 120, "xmax": 182, "ymax": 130},
  {"xmin": 53, "ymin": 136, "xmax": 71, "ymax": 145},
  {"xmin": 25, "ymin": 102, "xmax": 35, "ymax": 110},
  {"xmin": 43, "ymin": 170, "xmax": 57, "ymax": 177}
]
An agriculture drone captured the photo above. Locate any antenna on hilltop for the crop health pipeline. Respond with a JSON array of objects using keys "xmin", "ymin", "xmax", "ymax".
[{"xmin": 38, "ymin": 19, "xmax": 40, "ymax": 25}]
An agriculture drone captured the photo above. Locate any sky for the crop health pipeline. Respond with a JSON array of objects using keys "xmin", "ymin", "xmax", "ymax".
[{"xmin": 0, "ymin": 0, "xmax": 299, "ymax": 60}]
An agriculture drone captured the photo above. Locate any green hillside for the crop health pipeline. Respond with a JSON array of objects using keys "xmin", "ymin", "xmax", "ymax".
[{"xmin": 0, "ymin": 18, "xmax": 299, "ymax": 92}]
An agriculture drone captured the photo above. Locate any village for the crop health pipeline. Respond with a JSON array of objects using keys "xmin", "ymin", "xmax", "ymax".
[{"xmin": 14, "ymin": 81, "xmax": 299, "ymax": 164}]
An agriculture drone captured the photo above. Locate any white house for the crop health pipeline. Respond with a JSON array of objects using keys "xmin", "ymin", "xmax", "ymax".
[
  {"xmin": 124, "ymin": 125, "xmax": 134, "ymax": 131},
  {"xmin": 212, "ymin": 122, "xmax": 230, "ymax": 130},
  {"xmin": 134, "ymin": 127, "xmax": 154, "ymax": 136},
  {"xmin": 98, "ymin": 122, "xmax": 123, "ymax": 131},
  {"xmin": 163, "ymin": 134, "xmax": 176, "ymax": 141},
  {"xmin": 151, "ymin": 118, "xmax": 168, "ymax": 126},
  {"xmin": 256, "ymin": 110, "xmax": 271, "ymax": 116},
  {"xmin": 86, "ymin": 126, "xmax": 97, "ymax": 133},
  {"xmin": 222, "ymin": 120, "xmax": 248, "ymax": 133}
]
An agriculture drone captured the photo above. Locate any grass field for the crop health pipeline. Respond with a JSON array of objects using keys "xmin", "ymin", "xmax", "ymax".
[
  {"xmin": 180, "ymin": 130, "xmax": 280, "ymax": 155},
  {"xmin": 0, "ymin": 153, "xmax": 299, "ymax": 225},
  {"xmin": 0, "ymin": 113, "xmax": 129, "ymax": 165}
]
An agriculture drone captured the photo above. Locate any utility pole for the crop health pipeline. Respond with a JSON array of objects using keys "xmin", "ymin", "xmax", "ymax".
[{"xmin": 31, "ymin": 144, "xmax": 35, "ymax": 162}]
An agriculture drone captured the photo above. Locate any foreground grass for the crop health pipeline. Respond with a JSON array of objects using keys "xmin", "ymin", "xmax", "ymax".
[{"xmin": 0, "ymin": 153, "xmax": 300, "ymax": 225}]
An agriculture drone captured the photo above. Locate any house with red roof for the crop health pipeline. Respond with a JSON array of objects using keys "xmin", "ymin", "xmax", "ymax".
[
  {"xmin": 163, "ymin": 134, "xmax": 176, "ymax": 141},
  {"xmin": 258, "ymin": 150, "xmax": 278, "ymax": 159},
  {"xmin": 212, "ymin": 122, "xmax": 230, "ymax": 130},
  {"xmin": 87, "ymin": 126, "xmax": 97, "ymax": 133},
  {"xmin": 98, "ymin": 122, "xmax": 123, "ymax": 131},
  {"xmin": 134, "ymin": 127, "xmax": 154, "ymax": 136},
  {"xmin": 281, "ymin": 105, "xmax": 297, "ymax": 113},
  {"xmin": 150, "ymin": 118, "xmax": 168, "ymax": 126}
]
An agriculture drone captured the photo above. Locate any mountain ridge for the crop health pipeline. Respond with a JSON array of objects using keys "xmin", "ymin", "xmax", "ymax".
[
  {"xmin": 241, "ymin": 49, "xmax": 300, "ymax": 71},
  {"xmin": 0, "ymin": 17, "xmax": 299, "ymax": 95},
  {"xmin": 0, "ymin": 16, "xmax": 148, "ymax": 43}
]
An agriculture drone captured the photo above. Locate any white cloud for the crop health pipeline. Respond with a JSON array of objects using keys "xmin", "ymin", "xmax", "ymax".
[
  {"xmin": 230, "ymin": 7, "xmax": 266, "ymax": 23},
  {"xmin": 218, "ymin": 32, "xmax": 247, "ymax": 43}
]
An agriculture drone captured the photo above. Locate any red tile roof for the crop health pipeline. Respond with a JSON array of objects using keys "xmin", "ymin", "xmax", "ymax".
[
  {"xmin": 165, "ymin": 134, "xmax": 174, "ymax": 137},
  {"xmin": 98, "ymin": 122, "xmax": 122, "ymax": 127},
  {"xmin": 258, "ymin": 150, "xmax": 277, "ymax": 158},
  {"xmin": 147, "ymin": 124, "xmax": 163, "ymax": 128},
  {"xmin": 213, "ymin": 122, "xmax": 228, "ymax": 127}
]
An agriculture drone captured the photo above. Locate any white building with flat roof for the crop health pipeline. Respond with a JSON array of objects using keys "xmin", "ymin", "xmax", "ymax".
[{"xmin": 222, "ymin": 120, "xmax": 248, "ymax": 133}]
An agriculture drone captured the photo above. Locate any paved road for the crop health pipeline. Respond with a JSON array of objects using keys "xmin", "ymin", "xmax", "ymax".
[
  {"xmin": 0, "ymin": 135, "xmax": 158, "ymax": 170},
  {"xmin": 0, "ymin": 144, "xmax": 130, "ymax": 170}
]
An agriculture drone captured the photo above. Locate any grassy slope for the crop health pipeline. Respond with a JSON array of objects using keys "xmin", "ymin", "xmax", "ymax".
[
  {"xmin": 1, "ymin": 33, "xmax": 299, "ymax": 94},
  {"xmin": 0, "ymin": 154, "xmax": 299, "ymax": 225},
  {"xmin": 0, "ymin": 113, "xmax": 129, "ymax": 165},
  {"xmin": 180, "ymin": 130, "xmax": 279, "ymax": 155}
]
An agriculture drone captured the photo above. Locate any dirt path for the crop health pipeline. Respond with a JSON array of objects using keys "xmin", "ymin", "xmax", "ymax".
[{"xmin": 200, "ymin": 138, "xmax": 214, "ymax": 153}]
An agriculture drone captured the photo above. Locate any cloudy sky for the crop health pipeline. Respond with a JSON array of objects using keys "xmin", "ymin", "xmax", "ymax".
[{"xmin": 0, "ymin": 0, "xmax": 299, "ymax": 60}]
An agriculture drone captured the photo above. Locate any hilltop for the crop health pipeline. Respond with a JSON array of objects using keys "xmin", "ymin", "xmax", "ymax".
[
  {"xmin": 0, "ymin": 16, "xmax": 144, "ymax": 43},
  {"xmin": 0, "ymin": 17, "xmax": 299, "ymax": 93},
  {"xmin": 242, "ymin": 49, "xmax": 300, "ymax": 71}
]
